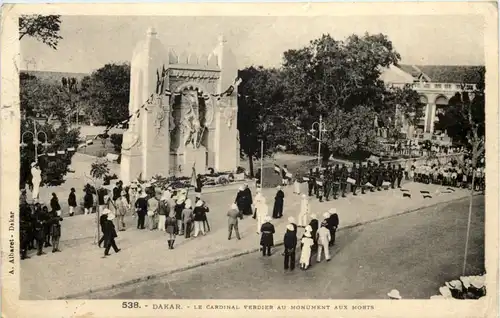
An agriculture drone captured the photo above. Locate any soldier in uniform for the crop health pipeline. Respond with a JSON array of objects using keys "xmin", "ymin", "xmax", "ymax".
[
  {"xmin": 396, "ymin": 164, "xmax": 404, "ymax": 188},
  {"xmin": 307, "ymin": 169, "xmax": 315, "ymax": 197},
  {"xmin": 370, "ymin": 164, "xmax": 380, "ymax": 192},
  {"xmin": 313, "ymin": 168, "xmax": 321, "ymax": 197},
  {"xmin": 377, "ymin": 164, "xmax": 385, "ymax": 191},
  {"xmin": 390, "ymin": 164, "xmax": 397, "ymax": 189},
  {"xmin": 332, "ymin": 164, "xmax": 340, "ymax": 199},
  {"xmin": 350, "ymin": 163, "xmax": 359, "ymax": 196},
  {"xmin": 387, "ymin": 164, "xmax": 394, "ymax": 189},
  {"xmin": 359, "ymin": 162, "xmax": 367, "ymax": 194},
  {"xmin": 340, "ymin": 164, "xmax": 348, "ymax": 198},
  {"xmin": 323, "ymin": 166, "xmax": 333, "ymax": 201}
]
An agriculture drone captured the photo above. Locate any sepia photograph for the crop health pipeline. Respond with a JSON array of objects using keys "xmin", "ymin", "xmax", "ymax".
[{"xmin": 1, "ymin": 2, "xmax": 498, "ymax": 317}]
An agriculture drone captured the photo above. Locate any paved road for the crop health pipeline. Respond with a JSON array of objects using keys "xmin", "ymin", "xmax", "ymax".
[{"xmin": 98, "ymin": 196, "xmax": 485, "ymax": 299}]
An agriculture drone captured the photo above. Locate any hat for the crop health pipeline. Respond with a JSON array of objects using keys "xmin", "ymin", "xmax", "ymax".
[
  {"xmin": 176, "ymin": 196, "xmax": 186, "ymax": 204},
  {"xmin": 120, "ymin": 190, "xmax": 126, "ymax": 196},
  {"xmin": 277, "ymin": 185, "xmax": 282, "ymax": 190},
  {"xmin": 286, "ymin": 224, "xmax": 294, "ymax": 231},
  {"xmin": 305, "ymin": 225, "xmax": 312, "ymax": 232},
  {"xmin": 263, "ymin": 216, "xmax": 271, "ymax": 223},
  {"xmin": 323, "ymin": 212, "xmax": 330, "ymax": 219},
  {"xmin": 303, "ymin": 231, "xmax": 312, "ymax": 238},
  {"xmin": 439, "ymin": 286, "xmax": 452, "ymax": 298},
  {"xmin": 256, "ymin": 187, "xmax": 262, "ymax": 193},
  {"xmin": 103, "ymin": 195, "xmax": 110, "ymax": 202},
  {"xmin": 31, "ymin": 162, "xmax": 37, "ymax": 167},
  {"xmin": 387, "ymin": 289, "xmax": 402, "ymax": 299},
  {"xmin": 185, "ymin": 199, "xmax": 192, "ymax": 209},
  {"xmin": 195, "ymin": 193, "xmax": 201, "ymax": 198},
  {"xmin": 161, "ymin": 191, "xmax": 171, "ymax": 201},
  {"xmin": 310, "ymin": 214, "xmax": 317, "ymax": 220},
  {"xmin": 321, "ymin": 221, "xmax": 328, "ymax": 227},
  {"xmin": 140, "ymin": 192, "xmax": 148, "ymax": 198},
  {"xmin": 445, "ymin": 280, "xmax": 463, "ymax": 290},
  {"xmin": 288, "ymin": 216, "xmax": 295, "ymax": 223},
  {"xmin": 102, "ymin": 208, "xmax": 111, "ymax": 215},
  {"xmin": 231, "ymin": 203, "xmax": 238, "ymax": 210},
  {"xmin": 130, "ymin": 183, "xmax": 137, "ymax": 189},
  {"xmin": 238, "ymin": 186, "xmax": 244, "ymax": 191},
  {"xmin": 195, "ymin": 200, "xmax": 204, "ymax": 207},
  {"xmin": 107, "ymin": 213, "xmax": 116, "ymax": 221},
  {"xmin": 328, "ymin": 208, "xmax": 336, "ymax": 214}
]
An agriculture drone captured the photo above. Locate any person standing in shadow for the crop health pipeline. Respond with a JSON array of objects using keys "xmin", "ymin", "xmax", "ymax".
[{"xmin": 283, "ymin": 224, "xmax": 297, "ymax": 271}]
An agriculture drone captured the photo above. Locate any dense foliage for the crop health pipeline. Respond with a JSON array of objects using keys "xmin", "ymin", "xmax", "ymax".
[
  {"xmin": 20, "ymin": 118, "xmax": 80, "ymax": 187},
  {"xmin": 237, "ymin": 33, "xmax": 423, "ymax": 166},
  {"xmin": 79, "ymin": 63, "xmax": 131, "ymax": 126},
  {"xmin": 19, "ymin": 15, "xmax": 63, "ymax": 50}
]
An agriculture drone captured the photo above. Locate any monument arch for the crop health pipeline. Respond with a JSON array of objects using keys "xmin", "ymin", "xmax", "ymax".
[{"xmin": 120, "ymin": 28, "xmax": 240, "ymax": 184}]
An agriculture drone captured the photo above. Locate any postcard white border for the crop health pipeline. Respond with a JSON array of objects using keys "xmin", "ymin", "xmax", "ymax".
[{"xmin": 1, "ymin": 2, "xmax": 498, "ymax": 318}]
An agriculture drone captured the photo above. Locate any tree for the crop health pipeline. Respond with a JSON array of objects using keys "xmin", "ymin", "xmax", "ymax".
[
  {"xmin": 278, "ymin": 33, "xmax": 403, "ymax": 161},
  {"xmin": 20, "ymin": 73, "xmax": 83, "ymax": 124},
  {"xmin": 237, "ymin": 66, "xmax": 284, "ymax": 176},
  {"xmin": 80, "ymin": 63, "xmax": 131, "ymax": 126},
  {"xmin": 19, "ymin": 15, "xmax": 63, "ymax": 50}
]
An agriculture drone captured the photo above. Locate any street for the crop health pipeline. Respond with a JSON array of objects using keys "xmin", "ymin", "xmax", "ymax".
[{"xmin": 98, "ymin": 196, "xmax": 485, "ymax": 299}]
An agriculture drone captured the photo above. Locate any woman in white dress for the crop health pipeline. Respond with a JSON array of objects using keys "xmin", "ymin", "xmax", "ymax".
[
  {"xmin": 297, "ymin": 194, "xmax": 309, "ymax": 227},
  {"xmin": 299, "ymin": 227, "xmax": 314, "ymax": 270}
]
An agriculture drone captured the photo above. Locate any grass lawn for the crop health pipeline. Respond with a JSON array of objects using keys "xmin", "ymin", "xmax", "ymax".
[{"xmin": 77, "ymin": 140, "xmax": 119, "ymax": 158}]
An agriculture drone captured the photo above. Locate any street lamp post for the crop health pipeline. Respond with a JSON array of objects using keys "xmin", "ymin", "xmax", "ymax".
[{"xmin": 311, "ymin": 115, "xmax": 328, "ymax": 167}]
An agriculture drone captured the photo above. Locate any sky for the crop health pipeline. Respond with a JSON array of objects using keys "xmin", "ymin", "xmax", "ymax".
[{"xmin": 20, "ymin": 15, "xmax": 485, "ymax": 74}]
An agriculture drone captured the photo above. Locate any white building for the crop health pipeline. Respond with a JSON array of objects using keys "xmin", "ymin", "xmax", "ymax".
[{"xmin": 380, "ymin": 64, "xmax": 484, "ymax": 142}]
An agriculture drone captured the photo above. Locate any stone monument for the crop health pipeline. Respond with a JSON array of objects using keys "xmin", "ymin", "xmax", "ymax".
[{"xmin": 120, "ymin": 28, "xmax": 240, "ymax": 184}]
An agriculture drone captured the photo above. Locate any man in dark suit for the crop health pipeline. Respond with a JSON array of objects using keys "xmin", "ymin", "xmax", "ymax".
[{"xmin": 103, "ymin": 213, "xmax": 121, "ymax": 257}]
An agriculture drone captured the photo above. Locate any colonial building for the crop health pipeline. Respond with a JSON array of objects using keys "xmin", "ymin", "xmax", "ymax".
[{"xmin": 380, "ymin": 64, "xmax": 484, "ymax": 142}]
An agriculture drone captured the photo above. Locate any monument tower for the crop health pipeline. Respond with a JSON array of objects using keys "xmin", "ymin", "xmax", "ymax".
[{"xmin": 120, "ymin": 28, "xmax": 240, "ymax": 185}]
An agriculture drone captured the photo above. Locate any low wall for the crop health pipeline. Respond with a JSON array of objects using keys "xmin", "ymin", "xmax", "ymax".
[
  {"xmin": 72, "ymin": 125, "xmax": 125, "ymax": 140},
  {"xmin": 382, "ymin": 153, "xmax": 465, "ymax": 168}
]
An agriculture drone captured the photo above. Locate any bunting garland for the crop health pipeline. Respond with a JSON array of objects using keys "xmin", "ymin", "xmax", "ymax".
[{"xmin": 25, "ymin": 75, "xmax": 243, "ymax": 159}]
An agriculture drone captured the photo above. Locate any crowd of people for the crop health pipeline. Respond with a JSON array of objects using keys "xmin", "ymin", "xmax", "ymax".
[
  {"xmin": 19, "ymin": 151, "xmax": 484, "ymax": 267},
  {"xmin": 410, "ymin": 157, "xmax": 486, "ymax": 191}
]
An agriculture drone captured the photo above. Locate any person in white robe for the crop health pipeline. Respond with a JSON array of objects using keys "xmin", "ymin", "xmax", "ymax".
[
  {"xmin": 256, "ymin": 196, "xmax": 269, "ymax": 234},
  {"xmin": 299, "ymin": 228, "xmax": 314, "ymax": 270},
  {"xmin": 297, "ymin": 194, "xmax": 310, "ymax": 227},
  {"xmin": 293, "ymin": 177, "xmax": 301, "ymax": 195},
  {"xmin": 31, "ymin": 162, "xmax": 42, "ymax": 201}
]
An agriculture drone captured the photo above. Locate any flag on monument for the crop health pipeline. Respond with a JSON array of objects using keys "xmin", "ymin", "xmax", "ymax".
[{"xmin": 274, "ymin": 164, "xmax": 281, "ymax": 174}]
